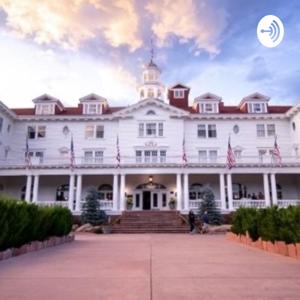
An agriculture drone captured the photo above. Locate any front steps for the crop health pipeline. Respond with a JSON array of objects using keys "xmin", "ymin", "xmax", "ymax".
[{"xmin": 112, "ymin": 211, "xmax": 189, "ymax": 233}]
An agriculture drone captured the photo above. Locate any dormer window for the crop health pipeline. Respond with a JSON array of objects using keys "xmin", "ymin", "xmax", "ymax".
[
  {"xmin": 79, "ymin": 94, "xmax": 108, "ymax": 115},
  {"xmin": 199, "ymin": 102, "xmax": 218, "ymax": 113},
  {"xmin": 248, "ymin": 102, "xmax": 267, "ymax": 113},
  {"xmin": 174, "ymin": 90, "xmax": 184, "ymax": 98},
  {"xmin": 36, "ymin": 103, "xmax": 55, "ymax": 115},
  {"xmin": 148, "ymin": 89, "xmax": 154, "ymax": 98}
]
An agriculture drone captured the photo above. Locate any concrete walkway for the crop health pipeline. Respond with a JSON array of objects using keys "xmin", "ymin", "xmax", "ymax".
[{"xmin": 0, "ymin": 234, "xmax": 299, "ymax": 300}]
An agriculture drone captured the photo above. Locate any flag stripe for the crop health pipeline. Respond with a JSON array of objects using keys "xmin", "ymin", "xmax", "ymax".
[
  {"xmin": 70, "ymin": 136, "xmax": 75, "ymax": 170},
  {"xmin": 116, "ymin": 135, "xmax": 120, "ymax": 167},
  {"xmin": 227, "ymin": 137, "xmax": 236, "ymax": 169},
  {"xmin": 182, "ymin": 137, "xmax": 187, "ymax": 166}
]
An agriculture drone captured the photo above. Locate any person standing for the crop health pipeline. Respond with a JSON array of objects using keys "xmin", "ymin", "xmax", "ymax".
[
  {"xmin": 188, "ymin": 210, "xmax": 196, "ymax": 234},
  {"xmin": 202, "ymin": 211, "xmax": 209, "ymax": 234}
]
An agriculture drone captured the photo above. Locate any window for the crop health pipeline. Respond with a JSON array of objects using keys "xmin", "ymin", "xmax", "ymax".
[
  {"xmin": 28, "ymin": 126, "xmax": 46, "ymax": 139},
  {"xmin": 234, "ymin": 150, "xmax": 242, "ymax": 159},
  {"xmin": 258, "ymin": 149, "xmax": 273, "ymax": 162},
  {"xmin": 253, "ymin": 103, "xmax": 262, "ymax": 113},
  {"xmin": 158, "ymin": 123, "xmax": 163, "ymax": 137},
  {"xmin": 256, "ymin": 124, "xmax": 265, "ymax": 137},
  {"xmin": 7, "ymin": 124, "xmax": 11, "ymax": 133},
  {"xmin": 157, "ymin": 90, "xmax": 162, "ymax": 98},
  {"xmin": 267, "ymin": 124, "xmax": 276, "ymax": 136},
  {"xmin": 28, "ymin": 126, "xmax": 36, "ymax": 139},
  {"xmin": 139, "ymin": 123, "xmax": 144, "ymax": 137},
  {"xmin": 199, "ymin": 150, "xmax": 218, "ymax": 162},
  {"xmin": 56, "ymin": 184, "xmax": 69, "ymax": 201},
  {"xmin": 249, "ymin": 102, "xmax": 266, "ymax": 113},
  {"xmin": 205, "ymin": 103, "xmax": 213, "ymax": 113},
  {"xmin": 197, "ymin": 125, "xmax": 206, "ymax": 138},
  {"xmin": 147, "ymin": 89, "xmax": 154, "ymax": 98},
  {"xmin": 208, "ymin": 125, "xmax": 217, "ymax": 138},
  {"xmin": 83, "ymin": 103, "xmax": 102, "ymax": 115},
  {"xmin": 136, "ymin": 150, "xmax": 142, "ymax": 163},
  {"xmin": 174, "ymin": 90, "xmax": 184, "ymax": 98},
  {"xmin": 292, "ymin": 122, "xmax": 296, "ymax": 131},
  {"xmin": 146, "ymin": 123, "xmax": 156, "ymax": 136},
  {"xmin": 140, "ymin": 90, "xmax": 144, "ymax": 98},
  {"xmin": 84, "ymin": 150, "xmax": 103, "ymax": 163},
  {"xmin": 37, "ymin": 126, "xmax": 46, "ymax": 138},
  {"xmin": 36, "ymin": 104, "xmax": 54, "ymax": 115},
  {"xmin": 96, "ymin": 125, "xmax": 104, "ymax": 138},
  {"xmin": 135, "ymin": 194, "xmax": 140, "ymax": 208},
  {"xmin": 135, "ymin": 150, "xmax": 167, "ymax": 163},
  {"xmin": 98, "ymin": 184, "xmax": 113, "ymax": 200},
  {"xmin": 199, "ymin": 102, "xmax": 218, "ymax": 113},
  {"xmin": 85, "ymin": 125, "xmax": 104, "ymax": 139},
  {"xmin": 27, "ymin": 151, "xmax": 44, "ymax": 163},
  {"xmin": 146, "ymin": 110, "xmax": 156, "ymax": 115},
  {"xmin": 0, "ymin": 118, "xmax": 3, "ymax": 133}
]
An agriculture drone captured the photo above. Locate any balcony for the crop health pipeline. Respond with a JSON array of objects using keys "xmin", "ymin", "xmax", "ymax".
[{"xmin": 1, "ymin": 155, "xmax": 300, "ymax": 169}]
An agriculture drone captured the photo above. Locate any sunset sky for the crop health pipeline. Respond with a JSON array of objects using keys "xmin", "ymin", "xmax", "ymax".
[{"xmin": 0, "ymin": 0, "xmax": 300, "ymax": 108}]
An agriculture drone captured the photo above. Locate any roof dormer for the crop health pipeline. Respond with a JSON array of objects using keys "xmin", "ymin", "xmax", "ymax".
[
  {"xmin": 168, "ymin": 83, "xmax": 190, "ymax": 109},
  {"xmin": 239, "ymin": 92, "xmax": 270, "ymax": 114},
  {"xmin": 33, "ymin": 94, "xmax": 64, "ymax": 115},
  {"xmin": 79, "ymin": 93, "xmax": 108, "ymax": 115},
  {"xmin": 193, "ymin": 92, "xmax": 221, "ymax": 114}
]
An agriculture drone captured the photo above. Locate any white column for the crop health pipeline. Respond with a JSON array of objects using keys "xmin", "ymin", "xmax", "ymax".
[
  {"xmin": 25, "ymin": 175, "xmax": 32, "ymax": 203},
  {"xmin": 120, "ymin": 174, "xmax": 126, "ymax": 211},
  {"xmin": 68, "ymin": 174, "xmax": 75, "ymax": 211},
  {"xmin": 270, "ymin": 173, "xmax": 278, "ymax": 206},
  {"xmin": 183, "ymin": 173, "xmax": 189, "ymax": 211},
  {"xmin": 219, "ymin": 173, "xmax": 226, "ymax": 210},
  {"xmin": 113, "ymin": 174, "xmax": 119, "ymax": 211},
  {"xmin": 263, "ymin": 174, "xmax": 271, "ymax": 207},
  {"xmin": 75, "ymin": 174, "xmax": 82, "ymax": 212},
  {"xmin": 176, "ymin": 174, "xmax": 182, "ymax": 211},
  {"xmin": 227, "ymin": 174, "xmax": 233, "ymax": 211},
  {"xmin": 32, "ymin": 175, "xmax": 39, "ymax": 203}
]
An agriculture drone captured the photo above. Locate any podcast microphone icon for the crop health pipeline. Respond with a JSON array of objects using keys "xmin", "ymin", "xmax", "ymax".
[{"xmin": 257, "ymin": 15, "xmax": 284, "ymax": 48}]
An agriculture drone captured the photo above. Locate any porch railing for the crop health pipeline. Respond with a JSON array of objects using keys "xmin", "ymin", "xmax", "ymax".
[
  {"xmin": 277, "ymin": 199, "xmax": 300, "ymax": 208},
  {"xmin": 1, "ymin": 154, "xmax": 300, "ymax": 169},
  {"xmin": 189, "ymin": 199, "xmax": 222, "ymax": 209},
  {"xmin": 37, "ymin": 201, "xmax": 69, "ymax": 208},
  {"xmin": 233, "ymin": 199, "xmax": 266, "ymax": 209}
]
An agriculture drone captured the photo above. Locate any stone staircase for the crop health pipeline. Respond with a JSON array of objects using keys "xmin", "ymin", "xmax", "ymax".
[{"xmin": 112, "ymin": 211, "xmax": 189, "ymax": 233}]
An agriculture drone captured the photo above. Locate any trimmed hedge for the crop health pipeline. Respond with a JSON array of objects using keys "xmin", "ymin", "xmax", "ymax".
[
  {"xmin": 231, "ymin": 206, "xmax": 300, "ymax": 243},
  {"xmin": 0, "ymin": 196, "xmax": 73, "ymax": 251}
]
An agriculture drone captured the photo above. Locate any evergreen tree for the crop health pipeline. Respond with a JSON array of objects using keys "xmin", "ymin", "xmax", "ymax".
[
  {"xmin": 198, "ymin": 186, "xmax": 222, "ymax": 225},
  {"xmin": 81, "ymin": 188, "xmax": 108, "ymax": 226}
]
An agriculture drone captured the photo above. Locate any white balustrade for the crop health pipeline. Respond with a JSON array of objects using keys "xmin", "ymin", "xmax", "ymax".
[
  {"xmin": 233, "ymin": 199, "xmax": 266, "ymax": 209},
  {"xmin": 277, "ymin": 199, "xmax": 300, "ymax": 208},
  {"xmin": 37, "ymin": 201, "xmax": 69, "ymax": 208},
  {"xmin": 189, "ymin": 199, "xmax": 222, "ymax": 210}
]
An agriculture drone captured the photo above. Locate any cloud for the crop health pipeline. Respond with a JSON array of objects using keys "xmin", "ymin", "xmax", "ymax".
[
  {"xmin": 0, "ymin": 0, "xmax": 142, "ymax": 51},
  {"xmin": 146, "ymin": 0, "xmax": 228, "ymax": 55},
  {"xmin": 247, "ymin": 56, "xmax": 272, "ymax": 82}
]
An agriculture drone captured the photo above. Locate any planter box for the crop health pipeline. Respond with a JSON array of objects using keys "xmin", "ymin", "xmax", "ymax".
[
  {"xmin": 287, "ymin": 244, "xmax": 297, "ymax": 259},
  {"xmin": 276, "ymin": 241, "xmax": 288, "ymax": 256},
  {"xmin": 266, "ymin": 241, "xmax": 276, "ymax": 253}
]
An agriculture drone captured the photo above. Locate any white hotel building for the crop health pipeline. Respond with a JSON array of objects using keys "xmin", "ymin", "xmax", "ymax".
[{"xmin": 0, "ymin": 59, "xmax": 300, "ymax": 215}]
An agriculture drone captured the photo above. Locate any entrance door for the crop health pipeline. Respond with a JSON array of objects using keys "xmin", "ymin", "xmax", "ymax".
[{"xmin": 143, "ymin": 191, "xmax": 151, "ymax": 210}]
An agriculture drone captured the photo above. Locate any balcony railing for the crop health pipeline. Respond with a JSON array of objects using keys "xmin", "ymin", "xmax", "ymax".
[
  {"xmin": 233, "ymin": 199, "xmax": 266, "ymax": 209},
  {"xmin": 189, "ymin": 199, "xmax": 222, "ymax": 209},
  {"xmin": 1, "ymin": 155, "xmax": 300, "ymax": 169}
]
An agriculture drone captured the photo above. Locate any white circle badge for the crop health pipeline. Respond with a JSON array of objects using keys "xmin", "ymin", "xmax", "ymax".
[{"xmin": 257, "ymin": 15, "xmax": 284, "ymax": 48}]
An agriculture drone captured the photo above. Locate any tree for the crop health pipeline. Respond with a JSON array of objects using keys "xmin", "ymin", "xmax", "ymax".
[
  {"xmin": 81, "ymin": 188, "xmax": 108, "ymax": 226},
  {"xmin": 198, "ymin": 186, "xmax": 222, "ymax": 225}
]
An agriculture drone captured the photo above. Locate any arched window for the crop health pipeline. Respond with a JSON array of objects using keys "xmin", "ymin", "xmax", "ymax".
[
  {"xmin": 56, "ymin": 184, "xmax": 69, "ymax": 201},
  {"xmin": 98, "ymin": 184, "xmax": 113, "ymax": 200},
  {"xmin": 146, "ymin": 110, "xmax": 156, "ymax": 115}
]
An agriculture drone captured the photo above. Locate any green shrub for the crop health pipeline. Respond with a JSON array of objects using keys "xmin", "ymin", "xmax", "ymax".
[
  {"xmin": 232, "ymin": 206, "xmax": 300, "ymax": 244},
  {"xmin": 0, "ymin": 196, "xmax": 73, "ymax": 251}
]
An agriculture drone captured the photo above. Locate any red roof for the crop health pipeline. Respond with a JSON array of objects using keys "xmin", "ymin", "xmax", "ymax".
[{"xmin": 10, "ymin": 104, "xmax": 292, "ymax": 116}]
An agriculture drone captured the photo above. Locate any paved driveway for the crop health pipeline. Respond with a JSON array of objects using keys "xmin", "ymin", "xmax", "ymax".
[{"xmin": 0, "ymin": 233, "xmax": 299, "ymax": 300}]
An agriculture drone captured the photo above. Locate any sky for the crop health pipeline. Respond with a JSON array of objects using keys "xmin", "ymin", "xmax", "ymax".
[{"xmin": 0, "ymin": 0, "xmax": 300, "ymax": 108}]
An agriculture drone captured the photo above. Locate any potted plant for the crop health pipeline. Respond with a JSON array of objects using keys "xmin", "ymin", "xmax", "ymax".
[
  {"xmin": 126, "ymin": 196, "xmax": 133, "ymax": 210},
  {"xmin": 168, "ymin": 197, "xmax": 176, "ymax": 209}
]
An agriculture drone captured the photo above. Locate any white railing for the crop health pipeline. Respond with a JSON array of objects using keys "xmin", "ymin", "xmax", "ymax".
[
  {"xmin": 37, "ymin": 201, "xmax": 69, "ymax": 208},
  {"xmin": 233, "ymin": 199, "xmax": 266, "ymax": 209},
  {"xmin": 1, "ymin": 155, "xmax": 300, "ymax": 169},
  {"xmin": 277, "ymin": 199, "xmax": 300, "ymax": 208},
  {"xmin": 99, "ymin": 200, "xmax": 113, "ymax": 210},
  {"xmin": 189, "ymin": 199, "xmax": 222, "ymax": 209}
]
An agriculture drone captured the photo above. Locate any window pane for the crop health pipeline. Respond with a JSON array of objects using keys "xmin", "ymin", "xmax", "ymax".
[
  {"xmin": 85, "ymin": 125, "xmax": 94, "ymax": 139},
  {"xmin": 37, "ymin": 126, "xmax": 46, "ymax": 138},
  {"xmin": 205, "ymin": 103, "xmax": 213, "ymax": 112},
  {"xmin": 28, "ymin": 126, "xmax": 36, "ymax": 139},
  {"xmin": 136, "ymin": 151, "xmax": 142, "ymax": 163},
  {"xmin": 208, "ymin": 124, "xmax": 217, "ymax": 138},
  {"xmin": 199, "ymin": 150, "xmax": 207, "ymax": 162},
  {"xmin": 256, "ymin": 124, "xmax": 265, "ymax": 137},
  {"xmin": 96, "ymin": 125, "xmax": 104, "ymax": 138},
  {"xmin": 146, "ymin": 123, "xmax": 156, "ymax": 136},
  {"xmin": 139, "ymin": 123, "xmax": 144, "ymax": 137},
  {"xmin": 158, "ymin": 123, "xmax": 163, "ymax": 136},
  {"xmin": 197, "ymin": 124, "xmax": 206, "ymax": 138},
  {"xmin": 267, "ymin": 124, "xmax": 275, "ymax": 136},
  {"xmin": 209, "ymin": 150, "xmax": 217, "ymax": 162}
]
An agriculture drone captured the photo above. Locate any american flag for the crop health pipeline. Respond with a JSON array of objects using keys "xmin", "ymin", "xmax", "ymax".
[
  {"xmin": 70, "ymin": 135, "xmax": 75, "ymax": 171},
  {"xmin": 227, "ymin": 136, "xmax": 236, "ymax": 169},
  {"xmin": 182, "ymin": 137, "xmax": 188, "ymax": 166},
  {"xmin": 272, "ymin": 136, "xmax": 282, "ymax": 166},
  {"xmin": 116, "ymin": 135, "xmax": 120, "ymax": 168},
  {"xmin": 25, "ymin": 136, "xmax": 31, "ymax": 168}
]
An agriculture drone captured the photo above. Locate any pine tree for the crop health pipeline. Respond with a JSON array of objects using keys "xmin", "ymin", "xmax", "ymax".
[
  {"xmin": 198, "ymin": 186, "xmax": 222, "ymax": 225},
  {"xmin": 81, "ymin": 188, "xmax": 108, "ymax": 226}
]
